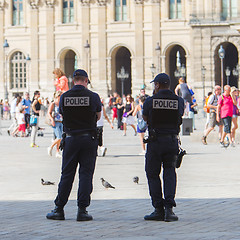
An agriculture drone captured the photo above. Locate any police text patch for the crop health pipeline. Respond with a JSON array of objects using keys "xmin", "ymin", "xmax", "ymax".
[
  {"xmin": 153, "ymin": 99, "xmax": 178, "ymax": 109},
  {"xmin": 64, "ymin": 97, "xmax": 90, "ymax": 106}
]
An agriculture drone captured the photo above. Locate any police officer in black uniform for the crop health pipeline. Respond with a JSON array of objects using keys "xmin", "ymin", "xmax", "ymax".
[
  {"xmin": 46, "ymin": 69, "xmax": 102, "ymax": 221},
  {"xmin": 142, "ymin": 73, "xmax": 184, "ymax": 222}
]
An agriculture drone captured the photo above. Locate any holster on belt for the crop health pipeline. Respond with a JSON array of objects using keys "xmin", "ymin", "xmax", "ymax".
[
  {"xmin": 96, "ymin": 127, "xmax": 103, "ymax": 146},
  {"xmin": 59, "ymin": 132, "xmax": 66, "ymax": 151}
]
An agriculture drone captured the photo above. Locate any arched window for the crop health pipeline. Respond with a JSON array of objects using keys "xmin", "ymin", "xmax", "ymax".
[
  {"xmin": 221, "ymin": 0, "xmax": 238, "ymax": 20},
  {"xmin": 10, "ymin": 52, "xmax": 27, "ymax": 89},
  {"xmin": 115, "ymin": 0, "xmax": 127, "ymax": 21},
  {"xmin": 13, "ymin": 0, "xmax": 23, "ymax": 26},
  {"xmin": 169, "ymin": 0, "xmax": 182, "ymax": 19},
  {"xmin": 63, "ymin": 0, "xmax": 74, "ymax": 23}
]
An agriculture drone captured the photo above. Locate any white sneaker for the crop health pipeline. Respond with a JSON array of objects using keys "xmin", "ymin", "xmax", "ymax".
[
  {"xmin": 56, "ymin": 152, "xmax": 62, "ymax": 158},
  {"xmin": 48, "ymin": 147, "xmax": 52, "ymax": 156},
  {"xmin": 98, "ymin": 146, "xmax": 107, "ymax": 157},
  {"xmin": 139, "ymin": 150, "xmax": 146, "ymax": 155},
  {"xmin": 102, "ymin": 147, "xmax": 107, "ymax": 157}
]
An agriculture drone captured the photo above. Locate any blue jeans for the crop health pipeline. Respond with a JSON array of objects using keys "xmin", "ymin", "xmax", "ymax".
[{"xmin": 52, "ymin": 121, "xmax": 63, "ymax": 139}]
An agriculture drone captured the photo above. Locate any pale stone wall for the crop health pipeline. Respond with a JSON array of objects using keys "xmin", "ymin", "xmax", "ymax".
[{"xmin": 0, "ymin": 0, "xmax": 239, "ymax": 106}]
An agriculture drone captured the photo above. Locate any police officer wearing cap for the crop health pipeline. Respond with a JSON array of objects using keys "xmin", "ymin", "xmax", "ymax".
[
  {"xmin": 143, "ymin": 73, "xmax": 184, "ymax": 222},
  {"xmin": 46, "ymin": 69, "xmax": 102, "ymax": 221}
]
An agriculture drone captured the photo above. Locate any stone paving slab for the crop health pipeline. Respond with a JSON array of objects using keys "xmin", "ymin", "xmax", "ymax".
[{"xmin": 0, "ymin": 117, "xmax": 240, "ymax": 239}]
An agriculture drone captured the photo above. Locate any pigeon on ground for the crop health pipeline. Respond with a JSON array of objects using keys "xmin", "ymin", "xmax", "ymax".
[
  {"xmin": 100, "ymin": 178, "xmax": 115, "ymax": 189},
  {"xmin": 41, "ymin": 178, "xmax": 55, "ymax": 185},
  {"xmin": 133, "ymin": 176, "xmax": 139, "ymax": 184}
]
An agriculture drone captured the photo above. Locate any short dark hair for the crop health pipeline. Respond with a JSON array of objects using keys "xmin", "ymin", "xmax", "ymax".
[
  {"xmin": 158, "ymin": 82, "xmax": 170, "ymax": 89},
  {"xmin": 73, "ymin": 75, "xmax": 87, "ymax": 82},
  {"xmin": 139, "ymin": 95, "xmax": 146, "ymax": 103}
]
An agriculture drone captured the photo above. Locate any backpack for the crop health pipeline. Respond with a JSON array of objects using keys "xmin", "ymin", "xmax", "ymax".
[{"xmin": 203, "ymin": 96, "xmax": 210, "ymax": 113}]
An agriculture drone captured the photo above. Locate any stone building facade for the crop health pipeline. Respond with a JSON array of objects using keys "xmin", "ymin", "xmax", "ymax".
[{"xmin": 0, "ymin": 0, "xmax": 240, "ymax": 103}]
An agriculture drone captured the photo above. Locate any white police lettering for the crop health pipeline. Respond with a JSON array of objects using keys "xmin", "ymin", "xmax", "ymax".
[
  {"xmin": 64, "ymin": 97, "xmax": 90, "ymax": 106},
  {"xmin": 153, "ymin": 99, "xmax": 178, "ymax": 109}
]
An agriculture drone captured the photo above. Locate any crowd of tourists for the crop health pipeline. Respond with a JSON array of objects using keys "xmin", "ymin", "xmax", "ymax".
[{"xmin": 202, "ymin": 84, "xmax": 239, "ymax": 148}]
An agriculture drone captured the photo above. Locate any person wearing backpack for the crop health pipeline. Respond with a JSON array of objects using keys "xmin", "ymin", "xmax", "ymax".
[
  {"xmin": 133, "ymin": 95, "xmax": 147, "ymax": 155},
  {"xmin": 202, "ymin": 86, "xmax": 223, "ymax": 145}
]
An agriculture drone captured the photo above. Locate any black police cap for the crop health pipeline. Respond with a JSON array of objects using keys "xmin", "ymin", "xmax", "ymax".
[
  {"xmin": 73, "ymin": 69, "xmax": 90, "ymax": 84},
  {"xmin": 150, "ymin": 73, "xmax": 170, "ymax": 85}
]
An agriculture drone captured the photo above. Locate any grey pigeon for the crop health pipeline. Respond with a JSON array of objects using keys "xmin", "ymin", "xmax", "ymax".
[
  {"xmin": 100, "ymin": 178, "xmax": 115, "ymax": 189},
  {"xmin": 133, "ymin": 176, "xmax": 139, "ymax": 184},
  {"xmin": 41, "ymin": 178, "xmax": 55, "ymax": 185}
]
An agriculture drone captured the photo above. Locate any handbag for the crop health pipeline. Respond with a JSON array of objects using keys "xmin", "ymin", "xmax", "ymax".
[
  {"xmin": 137, "ymin": 118, "xmax": 147, "ymax": 131},
  {"xmin": 30, "ymin": 115, "xmax": 38, "ymax": 126}
]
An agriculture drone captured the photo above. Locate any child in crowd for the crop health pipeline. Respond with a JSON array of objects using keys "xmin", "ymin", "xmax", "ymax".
[{"xmin": 13, "ymin": 108, "xmax": 26, "ymax": 137}]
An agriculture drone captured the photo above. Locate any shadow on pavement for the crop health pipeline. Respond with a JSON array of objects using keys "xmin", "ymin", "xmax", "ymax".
[{"xmin": 0, "ymin": 198, "xmax": 240, "ymax": 240}]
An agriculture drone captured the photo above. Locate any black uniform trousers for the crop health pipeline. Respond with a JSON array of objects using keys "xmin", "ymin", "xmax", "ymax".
[
  {"xmin": 145, "ymin": 134, "xmax": 178, "ymax": 209},
  {"xmin": 55, "ymin": 134, "xmax": 98, "ymax": 209}
]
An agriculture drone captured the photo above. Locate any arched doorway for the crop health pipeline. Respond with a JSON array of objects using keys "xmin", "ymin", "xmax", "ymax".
[
  {"xmin": 165, "ymin": 45, "xmax": 186, "ymax": 91},
  {"xmin": 215, "ymin": 43, "xmax": 238, "ymax": 87},
  {"xmin": 60, "ymin": 49, "xmax": 77, "ymax": 89},
  {"xmin": 111, "ymin": 46, "xmax": 131, "ymax": 96}
]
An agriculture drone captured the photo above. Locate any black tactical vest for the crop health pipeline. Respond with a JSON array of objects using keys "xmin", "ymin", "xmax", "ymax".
[
  {"xmin": 151, "ymin": 92, "xmax": 179, "ymax": 131},
  {"xmin": 61, "ymin": 88, "xmax": 96, "ymax": 132}
]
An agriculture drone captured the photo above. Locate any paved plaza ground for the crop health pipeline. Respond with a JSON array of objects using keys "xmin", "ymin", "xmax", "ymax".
[{"xmin": 0, "ymin": 115, "xmax": 240, "ymax": 240}]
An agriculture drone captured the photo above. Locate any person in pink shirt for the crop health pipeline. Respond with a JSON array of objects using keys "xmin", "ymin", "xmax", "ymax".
[
  {"xmin": 216, "ymin": 85, "xmax": 237, "ymax": 147},
  {"xmin": 53, "ymin": 68, "xmax": 69, "ymax": 93}
]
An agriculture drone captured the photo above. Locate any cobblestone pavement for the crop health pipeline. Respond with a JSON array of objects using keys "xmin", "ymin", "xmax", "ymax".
[{"xmin": 0, "ymin": 116, "xmax": 240, "ymax": 240}]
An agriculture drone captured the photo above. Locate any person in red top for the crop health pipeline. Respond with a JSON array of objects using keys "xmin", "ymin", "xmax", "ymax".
[
  {"xmin": 53, "ymin": 68, "xmax": 69, "ymax": 93},
  {"xmin": 216, "ymin": 85, "xmax": 237, "ymax": 147}
]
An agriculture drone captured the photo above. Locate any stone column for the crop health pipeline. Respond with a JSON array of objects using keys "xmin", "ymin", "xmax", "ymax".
[
  {"xmin": 151, "ymin": 1, "xmax": 161, "ymax": 73},
  {"xmin": 134, "ymin": 0, "xmax": 144, "ymax": 91},
  {"xmin": 0, "ymin": 3, "xmax": 4, "ymax": 98},
  {"xmin": 29, "ymin": 1, "xmax": 40, "ymax": 93},
  {"xmin": 44, "ymin": 1, "xmax": 55, "ymax": 92},
  {"xmin": 97, "ymin": 0, "xmax": 107, "ymax": 91},
  {"xmin": 80, "ymin": 1, "xmax": 90, "ymax": 72}
]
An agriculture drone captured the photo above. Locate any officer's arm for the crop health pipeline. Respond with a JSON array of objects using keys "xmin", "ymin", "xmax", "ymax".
[
  {"xmin": 96, "ymin": 111, "xmax": 101, "ymax": 121},
  {"xmin": 142, "ymin": 114, "xmax": 148, "ymax": 122}
]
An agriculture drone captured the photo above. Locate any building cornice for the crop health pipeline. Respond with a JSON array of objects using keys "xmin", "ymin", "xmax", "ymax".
[
  {"xmin": 29, "ymin": 0, "xmax": 40, "ymax": 9},
  {"xmin": 45, "ymin": 0, "xmax": 55, "ymax": 8},
  {"xmin": 0, "ymin": 0, "xmax": 5, "ymax": 11},
  {"xmin": 134, "ymin": 0, "xmax": 143, "ymax": 4},
  {"xmin": 80, "ymin": 0, "xmax": 90, "ymax": 6},
  {"xmin": 97, "ymin": 0, "xmax": 107, "ymax": 6}
]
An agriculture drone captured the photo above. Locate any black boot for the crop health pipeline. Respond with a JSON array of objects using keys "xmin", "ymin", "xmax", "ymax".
[
  {"xmin": 164, "ymin": 207, "xmax": 178, "ymax": 222},
  {"xmin": 46, "ymin": 206, "xmax": 65, "ymax": 220},
  {"xmin": 77, "ymin": 208, "xmax": 93, "ymax": 221},
  {"xmin": 144, "ymin": 207, "xmax": 164, "ymax": 221}
]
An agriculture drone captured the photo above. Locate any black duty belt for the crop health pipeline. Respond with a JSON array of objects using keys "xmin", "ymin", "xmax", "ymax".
[
  {"xmin": 157, "ymin": 134, "xmax": 178, "ymax": 139},
  {"xmin": 66, "ymin": 132, "xmax": 92, "ymax": 138}
]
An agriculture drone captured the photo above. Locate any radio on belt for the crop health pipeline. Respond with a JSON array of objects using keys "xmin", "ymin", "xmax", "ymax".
[
  {"xmin": 153, "ymin": 99, "xmax": 178, "ymax": 109},
  {"xmin": 64, "ymin": 97, "xmax": 90, "ymax": 106}
]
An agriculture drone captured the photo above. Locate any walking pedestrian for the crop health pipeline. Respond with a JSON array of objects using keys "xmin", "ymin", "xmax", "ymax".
[
  {"xmin": 47, "ymin": 91, "xmax": 63, "ymax": 158},
  {"xmin": 111, "ymin": 92, "xmax": 118, "ymax": 125},
  {"xmin": 46, "ymin": 69, "xmax": 101, "ymax": 221},
  {"xmin": 230, "ymin": 86, "xmax": 239, "ymax": 143},
  {"xmin": 202, "ymin": 86, "xmax": 223, "ymax": 145},
  {"xmin": 188, "ymin": 96, "xmax": 198, "ymax": 130},
  {"xmin": 143, "ymin": 73, "xmax": 184, "ymax": 222},
  {"xmin": 7, "ymin": 94, "xmax": 18, "ymax": 136},
  {"xmin": 116, "ymin": 97, "xmax": 124, "ymax": 130},
  {"xmin": 122, "ymin": 94, "xmax": 137, "ymax": 136},
  {"xmin": 133, "ymin": 95, "xmax": 147, "ymax": 155},
  {"xmin": 30, "ymin": 91, "xmax": 41, "ymax": 148},
  {"xmin": 97, "ymin": 100, "xmax": 113, "ymax": 157},
  {"xmin": 21, "ymin": 92, "xmax": 31, "ymax": 136},
  {"xmin": 53, "ymin": 68, "xmax": 69, "ymax": 93},
  {"xmin": 216, "ymin": 85, "xmax": 237, "ymax": 147},
  {"xmin": 174, "ymin": 77, "xmax": 193, "ymax": 116}
]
